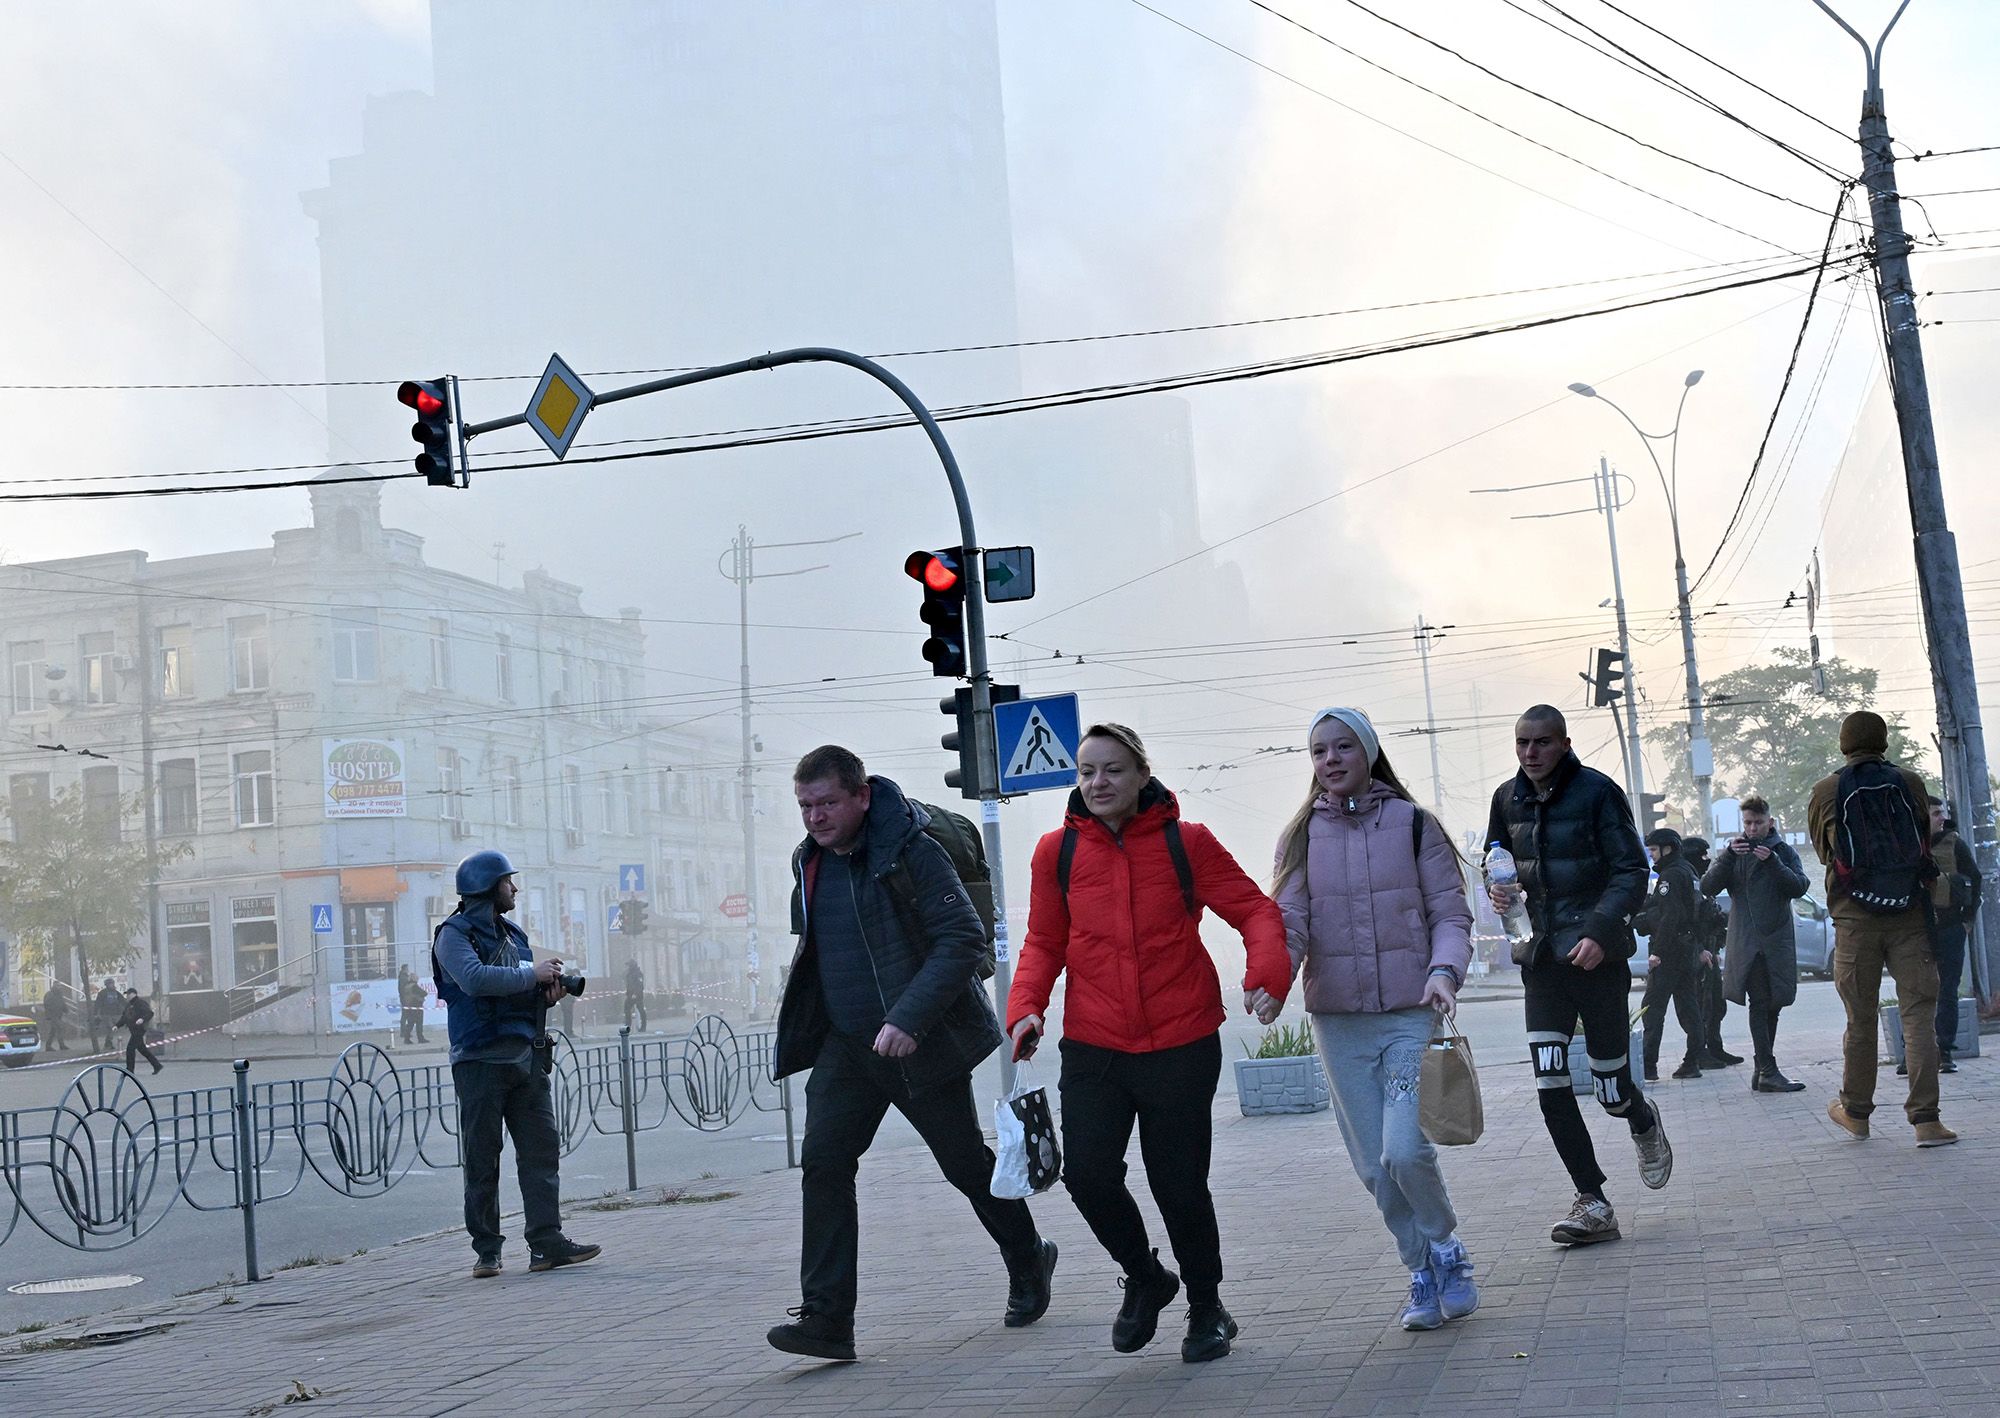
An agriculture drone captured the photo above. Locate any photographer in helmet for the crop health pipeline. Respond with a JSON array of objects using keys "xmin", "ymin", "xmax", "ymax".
[{"xmin": 434, "ymin": 849, "xmax": 601, "ymax": 1280}]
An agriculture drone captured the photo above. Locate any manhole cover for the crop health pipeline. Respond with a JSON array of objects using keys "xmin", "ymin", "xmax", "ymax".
[{"xmin": 8, "ymin": 1274, "xmax": 144, "ymax": 1295}]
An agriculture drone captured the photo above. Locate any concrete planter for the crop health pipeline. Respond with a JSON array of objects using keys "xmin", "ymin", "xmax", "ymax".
[
  {"xmin": 1882, "ymin": 1000, "xmax": 1981, "ymax": 1063},
  {"xmin": 1569, "ymin": 1027, "xmax": 1645, "ymax": 1096},
  {"xmin": 1234, "ymin": 1054, "xmax": 1331, "ymax": 1115}
]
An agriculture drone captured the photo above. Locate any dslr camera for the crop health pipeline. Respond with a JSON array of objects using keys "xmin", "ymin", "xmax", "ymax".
[{"xmin": 558, "ymin": 972, "xmax": 586, "ymax": 998}]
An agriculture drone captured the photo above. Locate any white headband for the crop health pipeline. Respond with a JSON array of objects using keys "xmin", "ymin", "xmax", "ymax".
[{"xmin": 1309, "ymin": 706, "xmax": 1380, "ymax": 767}]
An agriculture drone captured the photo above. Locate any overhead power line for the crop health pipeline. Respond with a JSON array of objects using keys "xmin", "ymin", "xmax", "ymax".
[{"xmin": 0, "ymin": 251, "xmax": 1864, "ymax": 505}]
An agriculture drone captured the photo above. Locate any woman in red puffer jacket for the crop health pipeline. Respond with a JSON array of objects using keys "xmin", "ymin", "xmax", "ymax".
[{"xmin": 1007, "ymin": 722, "xmax": 1290, "ymax": 1365}]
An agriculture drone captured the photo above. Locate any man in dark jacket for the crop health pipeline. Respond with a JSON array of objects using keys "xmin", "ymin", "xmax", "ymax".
[
  {"xmin": 1487, "ymin": 706, "xmax": 1670, "ymax": 1249},
  {"xmin": 1637, "ymin": 829, "xmax": 1711, "ymax": 1082},
  {"xmin": 769, "ymin": 745, "xmax": 1053, "ymax": 1363},
  {"xmin": 1703, "ymin": 795, "xmax": 1810, "ymax": 1091},
  {"xmin": 1680, "ymin": 837, "xmax": 1741, "ymax": 1067},
  {"xmin": 117, "ymin": 989, "xmax": 162, "ymax": 1074},
  {"xmin": 91, "ymin": 978, "xmax": 123, "ymax": 1052},
  {"xmin": 1924, "ymin": 798, "xmax": 1982, "ymax": 1073},
  {"xmin": 41, "ymin": 983, "xmax": 69, "ymax": 1052},
  {"xmin": 1807, "ymin": 710, "xmax": 1954, "ymax": 1146}
]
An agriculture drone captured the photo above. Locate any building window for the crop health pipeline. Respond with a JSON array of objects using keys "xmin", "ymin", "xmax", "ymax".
[
  {"xmin": 332, "ymin": 607, "xmax": 378, "ymax": 683},
  {"xmin": 7, "ymin": 772, "xmax": 50, "ymax": 839},
  {"xmin": 589, "ymin": 660, "xmax": 609, "ymax": 721},
  {"xmin": 167, "ymin": 901, "xmax": 214, "ymax": 992},
  {"xmin": 8, "ymin": 640, "xmax": 46, "ymax": 714},
  {"xmin": 600, "ymin": 774, "xmax": 618, "ymax": 834},
  {"xmin": 621, "ymin": 773, "xmax": 639, "ymax": 836},
  {"xmin": 500, "ymin": 755, "xmax": 523, "ymax": 827},
  {"xmin": 429, "ymin": 617, "xmax": 452, "ymax": 690},
  {"xmin": 342, "ymin": 902, "xmax": 393, "ymax": 980},
  {"xmin": 160, "ymin": 757, "xmax": 198, "ymax": 834},
  {"xmin": 82, "ymin": 764, "xmax": 120, "ymax": 841},
  {"xmin": 233, "ymin": 896, "xmax": 279, "ymax": 987},
  {"xmin": 562, "ymin": 766, "xmax": 583, "ymax": 835},
  {"xmin": 618, "ymin": 667, "xmax": 634, "ymax": 721},
  {"xmin": 79, "ymin": 631, "xmax": 118, "ymax": 706},
  {"xmin": 233, "ymin": 749, "xmax": 275, "ymax": 827},
  {"xmin": 559, "ymin": 652, "xmax": 577, "ymax": 709},
  {"xmin": 437, "ymin": 746, "xmax": 463, "ymax": 825},
  {"xmin": 229, "ymin": 615, "xmax": 269, "ymax": 692},
  {"xmin": 495, "ymin": 632, "xmax": 514, "ymax": 702},
  {"xmin": 159, "ymin": 625, "xmax": 193, "ymax": 698}
]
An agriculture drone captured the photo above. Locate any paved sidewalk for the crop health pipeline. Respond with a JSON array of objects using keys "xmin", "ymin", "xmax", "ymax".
[{"xmin": 4, "ymin": 1017, "xmax": 1996, "ymax": 1416}]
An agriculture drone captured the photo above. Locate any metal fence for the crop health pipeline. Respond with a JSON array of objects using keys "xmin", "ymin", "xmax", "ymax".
[{"xmin": 0, "ymin": 1015, "xmax": 791, "ymax": 1281}]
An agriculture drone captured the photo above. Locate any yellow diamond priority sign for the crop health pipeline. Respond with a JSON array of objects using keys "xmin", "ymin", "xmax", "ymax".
[{"xmin": 524, "ymin": 352, "xmax": 594, "ymax": 460}]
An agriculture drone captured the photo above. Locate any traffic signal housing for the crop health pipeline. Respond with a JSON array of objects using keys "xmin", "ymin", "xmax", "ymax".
[
  {"xmin": 616, "ymin": 898, "xmax": 649, "ymax": 936},
  {"xmin": 1638, "ymin": 792, "xmax": 1668, "ymax": 838},
  {"xmin": 1592, "ymin": 647, "xmax": 1625, "ymax": 708},
  {"xmin": 397, "ymin": 377, "xmax": 460, "ymax": 488},
  {"xmin": 941, "ymin": 683, "xmax": 1019, "ymax": 799},
  {"xmin": 906, "ymin": 548, "xmax": 968, "ymax": 677}
]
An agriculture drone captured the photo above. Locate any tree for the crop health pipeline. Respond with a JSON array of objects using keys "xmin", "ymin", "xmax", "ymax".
[
  {"xmin": 0, "ymin": 787, "xmax": 178, "ymax": 991},
  {"xmin": 1643, "ymin": 648, "xmax": 1931, "ymax": 834}
]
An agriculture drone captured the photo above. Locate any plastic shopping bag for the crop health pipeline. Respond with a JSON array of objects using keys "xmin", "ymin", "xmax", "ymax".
[
  {"xmin": 990, "ymin": 1063, "xmax": 1063, "ymax": 1199},
  {"xmin": 1419, "ymin": 1012, "xmax": 1484, "ymax": 1147}
]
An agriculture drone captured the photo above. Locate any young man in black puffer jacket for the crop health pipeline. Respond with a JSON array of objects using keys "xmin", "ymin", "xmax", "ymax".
[{"xmin": 1487, "ymin": 705, "xmax": 1672, "ymax": 1249}]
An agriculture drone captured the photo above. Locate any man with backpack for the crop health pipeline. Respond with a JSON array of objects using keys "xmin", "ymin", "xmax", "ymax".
[
  {"xmin": 768, "ymin": 745, "xmax": 1054, "ymax": 1363},
  {"xmin": 1807, "ymin": 711, "xmax": 1955, "ymax": 1146}
]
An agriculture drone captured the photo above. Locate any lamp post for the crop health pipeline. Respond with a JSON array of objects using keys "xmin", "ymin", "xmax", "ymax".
[{"xmin": 1568, "ymin": 371, "xmax": 1712, "ymax": 832}]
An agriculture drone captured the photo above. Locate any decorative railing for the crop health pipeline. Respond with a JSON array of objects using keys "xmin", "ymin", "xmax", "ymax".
[{"xmin": 0, "ymin": 1015, "xmax": 791, "ymax": 1279}]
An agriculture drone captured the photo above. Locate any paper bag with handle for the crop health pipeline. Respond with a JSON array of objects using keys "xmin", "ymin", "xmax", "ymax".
[{"xmin": 1419, "ymin": 1008, "xmax": 1484, "ymax": 1147}]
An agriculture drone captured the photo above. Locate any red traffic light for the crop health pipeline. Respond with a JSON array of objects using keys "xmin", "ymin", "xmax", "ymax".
[
  {"xmin": 397, "ymin": 380, "xmax": 446, "ymax": 416},
  {"xmin": 904, "ymin": 550, "xmax": 960, "ymax": 594}
]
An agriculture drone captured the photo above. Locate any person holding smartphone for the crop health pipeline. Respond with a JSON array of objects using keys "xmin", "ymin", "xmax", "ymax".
[{"xmin": 1701, "ymin": 796, "xmax": 1812, "ymax": 1092}]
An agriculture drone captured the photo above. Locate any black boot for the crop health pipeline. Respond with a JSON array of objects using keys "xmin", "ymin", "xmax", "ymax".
[
  {"xmin": 766, "ymin": 1308, "xmax": 856, "ymax": 1363},
  {"xmin": 1004, "ymin": 1239, "xmax": 1058, "ymax": 1328},
  {"xmin": 1182, "ymin": 1301, "xmax": 1238, "ymax": 1363},
  {"xmin": 1111, "ymin": 1250, "xmax": 1180, "ymax": 1353},
  {"xmin": 1671, "ymin": 1058, "xmax": 1703, "ymax": 1079},
  {"xmin": 1755, "ymin": 1063, "xmax": 1805, "ymax": 1093}
]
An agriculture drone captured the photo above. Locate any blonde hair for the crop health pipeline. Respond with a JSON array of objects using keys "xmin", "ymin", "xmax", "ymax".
[{"xmin": 1080, "ymin": 722, "xmax": 1150, "ymax": 776}]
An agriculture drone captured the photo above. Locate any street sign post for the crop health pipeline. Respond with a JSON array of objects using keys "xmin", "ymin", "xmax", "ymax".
[
  {"xmin": 618, "ymin": 863, "xmax": 647, "ymax": 895},
  {"xmin": 993, "ymin": 693, "xmax": 1082, "ymax": 795},
  {"xmin": 524, "ymin": 352, "xmax": 595, "ymax": 459},
  {"xmin": 719, "ymin": 893, "xmax": 750, "ymax": 920},
  {"xmin": 310, "ymin": 904, "xmax": 335, "ymax": 935}
]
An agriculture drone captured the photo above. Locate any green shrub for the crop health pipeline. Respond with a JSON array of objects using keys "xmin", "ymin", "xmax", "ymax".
[{"xmin": 1247, "ymin": 1020, "xmax": 1316, "ymax": 1059}]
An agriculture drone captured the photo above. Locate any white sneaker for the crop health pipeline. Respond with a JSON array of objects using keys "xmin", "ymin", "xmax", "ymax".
[
  {"xmin": 1634, "ymin": 1104, "xmax": 1673, "ymax": 1190},
  {"xmin": 1550, "ymin": 1193, "xmax": 1620, "ymax": 1246}
]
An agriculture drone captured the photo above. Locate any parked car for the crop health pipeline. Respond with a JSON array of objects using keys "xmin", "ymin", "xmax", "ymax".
[
  {"xmin": 0, "ymin": 1010, "xmax": 42, "ymax": 1067},
  {"xmin": 1792, "ymin": 895, "xmax": 1835, "ymax": 978}
]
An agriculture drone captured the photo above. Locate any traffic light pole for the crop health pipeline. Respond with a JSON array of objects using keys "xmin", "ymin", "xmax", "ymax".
[
  {"xmin": 464, "ymin": 347, "xmax": 1017, "ymax": 1068},
  {"xmin": 1814, "ymin": 0, "xmax": 1998, "ymax": 1005},
  {"xmin": 1596, "ymin": 457, "xmax": 1645, "ymax": 805}
]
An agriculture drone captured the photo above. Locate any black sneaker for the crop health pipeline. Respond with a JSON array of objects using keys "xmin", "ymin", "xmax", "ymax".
[
  {"xmin": 1181, "ymin": 1302, "xmax": 1237, "ymax": 1363},
  {"xmin": 1004, "ymin": 1239, "xmax": 1058, "ymax": 1328},
  {"xmin": 528, "ymin": 1237, "xmax": 601, "ymax": 1273},
  {"xmin": 1941, "ymin": 1055, "xmax": 1958, "ymax": 1074},
  {"xmin": 1896, "ymin": 1060, "xmax": 1910, "ymax": 1077},
  {"xmin": 766, "ymin": 1308, "xmax": 856, "ymax": 1363},
  {"xmin": 471, "ymin": 1255, "xmax": 502, "ymax": 1279},
  {"xmin": 1671, "ymin": 1061, "xmax": 1702, "ymax": 1080},
  {"xmin": 1643, "ymin": 1065, "xmax": 1659, "ymax": 1083},
  {"xmin": 1702, "ymin": 1050, "xmax": 1745, "ymax": 1067},
  {"xmin": 1111, "ymin": 1251, "xmax": 1181, "ymax": 1353}
]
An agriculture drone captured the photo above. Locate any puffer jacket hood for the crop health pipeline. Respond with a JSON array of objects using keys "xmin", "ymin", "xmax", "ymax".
[
  {"xmin": 1009, "ymin": 780, "xmax": 1291, "ymax": 1053},
  {"xmin": 1275, "ymin": 783, "xmax": 1472, "ymax": 1015}
]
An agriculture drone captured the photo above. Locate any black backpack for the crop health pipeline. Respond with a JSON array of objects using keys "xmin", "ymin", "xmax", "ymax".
[
  {"xmin": 1056, "ymin": 816, "xmax": 1199, "ymax": 917},
  {"xmin": 882, "ymin": 801, "xmax": 996, "ymax": 980},
  {"xmin": 1832, "ymin": 761, "xmax": 1936, "ymax": 914}
]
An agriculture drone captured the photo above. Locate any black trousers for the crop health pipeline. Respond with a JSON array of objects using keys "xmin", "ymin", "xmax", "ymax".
[
  {"xmin": 1703, "ymin": 958, "xmax": 1727, "ymax": 1053},
  {"xmin": 399, "ymin": 1006, "xmax": 427, "ymax": 1043},
  {"xmin": 1640, "ymin": 961, "xmax": 1707, "ymax": 1070},
  {"xmin": 624, "ymin": 992, "xmax": 647, "ymax": 1032},
  {"xmin": 1744, "ymin": 954, "xmax": 1784, "ymax": 1068},
  {"xmin": 453, "ymin": 1055, "xmax": 564, "ymax": 1258},
  {"xmin": 799, "ymin": 1032, "xmax": 1037, "ymax": 1325},
  {"xmin": 1058, "ymin": 1032, "xmax": 1224, "ymax": 1305},
  {"xmin": 1524, "ymin": 956, "xmax": 1654, "ymax": 1197},
  {"xmin": 124, "ymin": 1026, "xmax": 160, "ymax": 1072}
]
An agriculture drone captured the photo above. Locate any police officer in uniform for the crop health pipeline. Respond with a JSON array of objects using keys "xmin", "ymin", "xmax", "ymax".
[{"xmin": 434, "ymin": 850, "xmax": 601, "ymax": 1279}]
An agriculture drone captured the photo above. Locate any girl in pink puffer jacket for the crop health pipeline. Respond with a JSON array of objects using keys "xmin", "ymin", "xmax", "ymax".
[{"xmin": 1262, "ymin": 707, "xmax": 1478, "ymax": 1333}]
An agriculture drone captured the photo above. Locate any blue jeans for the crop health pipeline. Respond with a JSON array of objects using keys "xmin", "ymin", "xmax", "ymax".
[
  {"xmin": 1310, "ymin": 1009, "xmax": 1459, "ymax": 1271},
  {"xmin": 1934, "ymin": 923, "xmax": 1967, "ymax": 1056}
]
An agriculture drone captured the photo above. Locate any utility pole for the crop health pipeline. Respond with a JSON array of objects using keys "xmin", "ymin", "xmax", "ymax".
[
  {"xmin": 1596, "ymin": 458, "xmax": 1646, "ymax": 804},
  {"xmin": 1415, "ymin": 617, "xmax": 1444, "ymax": 814},
  {"xmin": 134, "ymin": 584, "xmax": 165, "ymax": 995},
  {"xmin": 717, "ymin": 526, "xmax": 859, "ymax": 1020},
  {"xmin": 1815, "ymin": 0, "xmax": 1998, "ymax": 1002}
]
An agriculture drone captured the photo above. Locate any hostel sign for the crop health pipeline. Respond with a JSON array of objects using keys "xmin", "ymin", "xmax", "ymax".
[{"xmin": 323, "ymin": 738, "xmax": 408, "ymax": 818}]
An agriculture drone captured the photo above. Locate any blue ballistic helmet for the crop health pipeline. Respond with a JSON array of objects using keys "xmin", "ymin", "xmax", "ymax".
[{"xmin": 455, "ymin": 850, "xmax": 518, "ymax": 897}]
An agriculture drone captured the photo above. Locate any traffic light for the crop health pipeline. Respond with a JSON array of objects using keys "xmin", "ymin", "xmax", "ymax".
[
  {"xmin": 397, "ymin": 377, "xmax": 459, "ymax": 488},
  {"xmin": 905, "ymin": 548, "xmax": 968, "ymax": 677},
  {"xmin": 1639, "ymin": 792, "xmax": 1668, "ymax": 838},
  {"xmin": 626, "ymin": 898, "xmax": 648, "ymax": 936},
  {"xmin": 941, "ymin": 683, "xmax": 1019, "ymax": 799},
  {"xmin": 1591, "ymin": 647, "xmax": 1624, "ymax": 708}
]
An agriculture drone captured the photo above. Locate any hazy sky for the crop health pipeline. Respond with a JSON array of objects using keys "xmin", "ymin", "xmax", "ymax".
[{"xmin": 4, "ymin": 0, "xmax": 1998, "ymax": 867}]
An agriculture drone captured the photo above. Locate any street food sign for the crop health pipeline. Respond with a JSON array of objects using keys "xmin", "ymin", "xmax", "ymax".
[{"xmin": 323, "ymin": 738, "xmax": 408, "ymax": 818}]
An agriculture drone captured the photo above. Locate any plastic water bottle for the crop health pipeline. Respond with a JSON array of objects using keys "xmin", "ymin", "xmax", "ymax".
[{"xmin": 1484, "ymin": 843, "xmax": 1535, "ymax": 947}]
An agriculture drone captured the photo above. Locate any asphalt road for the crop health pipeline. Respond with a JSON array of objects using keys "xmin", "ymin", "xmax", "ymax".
[{"xmin": 0, "ymin": 980, "xmax": 1853, "ymax": 1334}]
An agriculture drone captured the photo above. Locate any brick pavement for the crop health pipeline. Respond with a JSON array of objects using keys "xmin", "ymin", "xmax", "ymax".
[{"xmin": 4, "ymin": 1016, "xmax": 1996, "ymax": 1417}]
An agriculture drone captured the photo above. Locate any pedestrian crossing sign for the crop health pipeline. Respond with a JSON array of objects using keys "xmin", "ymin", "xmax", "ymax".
[{"xmin": 993, "ymin": 693, "xmax": 1081, "ymax": 795}]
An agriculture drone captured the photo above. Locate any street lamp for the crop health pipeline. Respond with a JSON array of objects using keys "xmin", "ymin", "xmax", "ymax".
[{"xmin": 1568, "ymin": 370, "xmax": 1714, "ymax": 831}]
